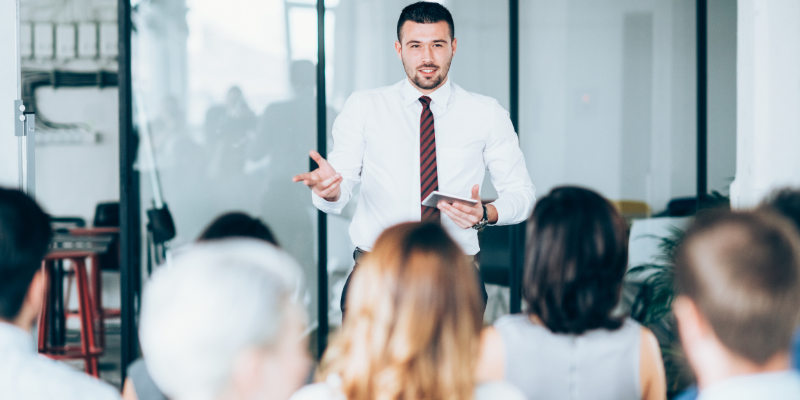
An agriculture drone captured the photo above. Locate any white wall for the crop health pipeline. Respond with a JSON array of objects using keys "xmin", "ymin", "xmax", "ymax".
[
  {"xmin": 731, "ymin": 0, "xmax": 800, "ymax": 208},
  {"xmin": 1, "ymin": 0, "xmax": 20, "ymax": 188},
  {"xmin": 34, "ymin": 87, "xmax": 120, "ymax": 222}
]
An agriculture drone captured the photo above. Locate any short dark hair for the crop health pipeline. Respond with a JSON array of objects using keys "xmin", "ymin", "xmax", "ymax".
[
  {"xmin": 761, "ymin": 188, "xmax": 800, "ymax": 232},
  {"xmin": 523, "ymin": 186, "xmax": 628, "ymax": 334},
  {"xmin": 0, "ymin": 188, "xmax": 52, "ymax": 320},
  {"xmin": 197, "ymin": 212, "xmax": 278, "ymax": 246},
  {"xmin": 397, "ymin": 1, "xmax": 454, "ymax": 42},
  {"xmin": 675, "ymin": 210, "xmax": 800, "ymax": 364}
]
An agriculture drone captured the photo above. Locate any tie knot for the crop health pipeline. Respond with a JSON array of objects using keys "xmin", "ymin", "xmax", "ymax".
[{"xmin": 419, "ymin": 96, "xmax": 432, "ymax": 107}]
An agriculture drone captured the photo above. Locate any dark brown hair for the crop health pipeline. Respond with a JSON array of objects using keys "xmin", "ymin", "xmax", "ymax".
[
  {"xmin": 674, "ymin": 209, "xmax": 800, "ymax": 364},
  {"xmin": 397, "ymin": 1, "xmax": 454, "ymax": 41},
  {"xmin": 523, "ymin": 186, "xmax": 628, "ymax": 334},
  {"xmin": 0, "ymin": 188, "xmax": 52, "ymax": 320},
  {"xmin": 197, "ymin": 212, "xmax": 278, "ymax": 246}
]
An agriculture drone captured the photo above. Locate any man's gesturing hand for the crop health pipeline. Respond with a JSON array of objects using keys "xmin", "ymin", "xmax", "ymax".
[
  {"xmin": 437, "ymin": 184, "xmax": 493, "ymax": 229},
  {"xmin": 292, "ymin": 151, "xmax": 343, "ymax": 202}
]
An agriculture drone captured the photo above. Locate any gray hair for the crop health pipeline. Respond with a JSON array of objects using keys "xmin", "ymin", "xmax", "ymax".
[{"xmin": 139, "ymin": 239, "xmax": 304, "ymax": 400}]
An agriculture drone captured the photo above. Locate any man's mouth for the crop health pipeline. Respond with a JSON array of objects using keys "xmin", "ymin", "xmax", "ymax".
[{"xmin": 418, "ymin": 67, "xmax": 438, "ymax": 77}]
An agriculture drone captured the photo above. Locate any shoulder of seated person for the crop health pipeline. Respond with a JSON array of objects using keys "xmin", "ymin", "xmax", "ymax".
[
  {"xmin": 475, "ymin": 381, "xmax": 526, "ymax": 400},
  {"xmin": 17, "ymin": 356, "xmax": 120, "ymax": 399},
  {"xmin": 290, "ymin": 382, "xmax": 345, "ymax": 400}
]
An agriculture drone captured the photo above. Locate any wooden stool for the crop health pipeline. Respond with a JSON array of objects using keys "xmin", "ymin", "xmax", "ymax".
[{"xmin": 38, "ymin": 250, "xmax": 104, "ymax": 377}]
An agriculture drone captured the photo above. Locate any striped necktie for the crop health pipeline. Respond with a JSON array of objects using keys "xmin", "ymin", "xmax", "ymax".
[{"xmin": 419, "ymin": 96, "xmax": 440, "ymax": 222}]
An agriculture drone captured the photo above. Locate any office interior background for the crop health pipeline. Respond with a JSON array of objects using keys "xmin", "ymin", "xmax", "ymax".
[{"xmin": 1, "ymin": 0, "xmax": 799, "ymax": 392}]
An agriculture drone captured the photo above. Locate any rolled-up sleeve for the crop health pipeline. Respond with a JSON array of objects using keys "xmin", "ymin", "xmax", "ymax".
[
  {"xmin": 311, "ymin": 92, "xmax": 365, "ymax": 214},
  {"xmin": 483, "ymin": 102, "xmax": 536, "ymax": 225}
]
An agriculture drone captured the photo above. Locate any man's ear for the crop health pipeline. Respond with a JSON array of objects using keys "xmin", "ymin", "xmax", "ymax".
[
  {"xmin": 394, "ymin": 40, "xmax": 403, "ymax": 60},
  {"xmin": 451, "ymin": 37, "xmax": 457, "ymax": 56},
  {"xmin": 26, "ymin": 269, "xmax": 46, "ymax": 317},
  {"xmin": 674, "ymin": 295, "xmax": 716, "ymax": 351}
]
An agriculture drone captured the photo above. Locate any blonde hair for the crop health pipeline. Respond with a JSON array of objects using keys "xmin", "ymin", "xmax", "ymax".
[{"xmin": 320, "ymin": 222, "xmax": 483, "ymax": 400}]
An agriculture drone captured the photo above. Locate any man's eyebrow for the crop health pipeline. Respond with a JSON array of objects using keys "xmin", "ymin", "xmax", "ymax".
[{"xmin": 405, "ymin": 39, "xmax": 449, "ymax": 45}]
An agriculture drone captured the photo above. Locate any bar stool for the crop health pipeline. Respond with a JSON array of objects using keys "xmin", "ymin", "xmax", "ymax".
[{"xmin": 38, "ymin": 250, "xmax": 104, "ymax": 377}]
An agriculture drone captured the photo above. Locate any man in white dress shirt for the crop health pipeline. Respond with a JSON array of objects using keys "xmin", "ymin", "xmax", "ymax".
[
  {"xmin": 0, "ymin": 187, "xmax": 120, "ymax": 400},
  {"xmin": 293, "ymin": 1, "xmax": 535, "ymax": 315},
  {"xmin": 673, "ymin": 210, "xmax": 800, "ymax": 400}
]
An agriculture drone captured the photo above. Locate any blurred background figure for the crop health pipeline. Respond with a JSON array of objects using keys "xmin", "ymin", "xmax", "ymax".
[
  {"xmin": 138, "ymin": 239, "xmax": 310, "ymax": 400},
  {"xmin": 0, "ymin": 187, "xmax": 120, "ymax": 400},
  {"xmin": 477, "ymin": 186, "xmax": 665, "ymax": 400},
  {"xmin": 253, "ymin": 60, "xmax": 338, "ymax": 301},
  {"xmin": 673, "ymin": 210, "xmax": 800, "ymax": 399},
  {"xmin": 205, "ymin": 86, "xmax": 257, "ymax": 180},
  {"xmin": 291, "ymin": 222, "xmax": 524, "ymax": 400}
]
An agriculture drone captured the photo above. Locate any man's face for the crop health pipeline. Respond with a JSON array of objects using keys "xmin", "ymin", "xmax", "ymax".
[{"xmin": 395, "ymin": 20, "xmax": 457, "ymax": 94}]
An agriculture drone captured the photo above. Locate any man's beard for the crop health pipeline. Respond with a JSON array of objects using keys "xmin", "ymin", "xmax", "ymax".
[{"xmin": 403, "ymin": 59, "xmax": 452, "ymax": 91}]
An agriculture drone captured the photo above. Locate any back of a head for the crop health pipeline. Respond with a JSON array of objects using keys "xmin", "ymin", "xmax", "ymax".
[
  {"xmin": 197, "ymin": 212, "xmax": 278, "ymax": 246},
  {"xmin": 0, "ymin": 187, "xmax": 52, "ymax": 321},
  {"xmin": 523, "ymin": 186, "xmax": 629, "ymax": 334},
  {"xmin": 761, "ymin": 188, "xmax": 800, "ymax": 232},
  {"xmin": 323, "ymin": 222, "xmax": 482, "ymax": 400},
  {"xmin": 675, "ymin": 210, "xmax": 800, "ymax": 364},
  {"xmin": 139, "ymin": 239, "xmax": 302, "ymax": 400}
]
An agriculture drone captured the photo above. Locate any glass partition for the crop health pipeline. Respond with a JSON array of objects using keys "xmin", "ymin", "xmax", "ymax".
[{"xmin": 132, "ymin": 0, "xmax": 320, "ymax": 324}]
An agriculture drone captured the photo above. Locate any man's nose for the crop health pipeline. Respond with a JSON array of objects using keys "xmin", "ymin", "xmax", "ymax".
[{"xmin": 421, "ymin": 45, "xmax": 434, "ymax": 62}]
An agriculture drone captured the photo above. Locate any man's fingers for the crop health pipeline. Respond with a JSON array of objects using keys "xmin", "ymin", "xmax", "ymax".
[
  {"xmin": 440, "ymin": 207, "xmax": 472, "ymax": 228},
  {"xmin": 310, "ymin": 150, "xmax": 330, "ymax": 167},
  {"xmin": 439, "ymin": 202, "xmax": 478, "ymax": 224},
  {"xmin": 471, "ymin": 184, "xmax": 480, "ymax": 200},
  {"xmin": 317, "ymin": 176, "xmax": 342, "ymax": 195},
  {"xmin": 292, "ymin": 173, "xmax": 310, "ymax": 183},
  {"xmin": 451, "ymin": 201, "xmax": 480, "ymax": 215},
  {"xmin": 319, "ymin": 173, "xmax": 342, "ymax": 188}
]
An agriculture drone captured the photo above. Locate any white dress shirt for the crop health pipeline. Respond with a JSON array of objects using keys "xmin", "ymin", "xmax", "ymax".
[
  {"xmin": 0, "ymin": 322, "xmax": 121, "ymax": 400},
  {"xmin": 313, "ymin": 78, "xmax": 535, "ymax": 255},
  {"xmin": 697, "ymin": 371, "xmax": 800, "ymax": 400}
]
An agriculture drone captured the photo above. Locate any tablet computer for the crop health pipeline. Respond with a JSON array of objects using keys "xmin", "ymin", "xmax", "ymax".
[{"xmin": 421, "ymin": 191, "xmax": 479, "ymax": 208}]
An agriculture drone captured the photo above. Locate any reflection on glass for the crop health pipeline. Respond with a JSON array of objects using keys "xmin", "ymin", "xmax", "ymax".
[{"xmin": 133, "ymin": 0, "xmax": 320, "ymax": 323}]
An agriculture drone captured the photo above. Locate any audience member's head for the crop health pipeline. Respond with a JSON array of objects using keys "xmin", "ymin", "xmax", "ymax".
[
  {"xmin": 523, "ymin": 186, "xmax": 628, "ymax": 334},
  {"xmin": 320, "ymin": 222, "xmax": 482, "ymax": 400},
  {"xmin": 0, "ymin": 188, "xmax": 52, "ymax": 330},
  {"xmin": 197, "ymin": 211, "xmax": 278, "ymax": 245},
  {"xmin": 761, "ymin": 188, "xmax": 800, "ymax": 231},
  {"xmin": 139, "ymin": 239, "xmax": 308, "ymax": 400},
  {"xmin": 673, "ymin": 210, "xmax": 800, "ymax": 387}
]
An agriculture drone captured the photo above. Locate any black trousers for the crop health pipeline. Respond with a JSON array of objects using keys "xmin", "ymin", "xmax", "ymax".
[{"xmin": 340, "ymin": 248, "xmax": 489, "ymax": 320}]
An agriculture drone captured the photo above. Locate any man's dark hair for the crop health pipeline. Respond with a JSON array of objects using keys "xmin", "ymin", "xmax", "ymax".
[
  {"xmin": 675, "ymin": 209, "xmax": 800, "ymax": 364},
  {"xmin": 197, "ymin": 212, "xmax": 278, "ymax": 246},
  {"xmin": 523, "ymin": 186, "xmax": 628, "ymax": 334},
  {"xmin": 0, "ymin": 188, "xmax": 52, "ymax": 320},
  {"xmin": 761, "ymin": 188, "xmax": 800, "ymax": 232},
  {"xmin": 397, "ymin": 1, "xmax": 454, "ymax": 42}
]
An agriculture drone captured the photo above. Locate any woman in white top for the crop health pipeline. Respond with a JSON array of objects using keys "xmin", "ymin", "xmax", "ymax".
[
  {"xmin": 292, "ymin": 222, "xmax": 524, "ymax": 400},
  {"xmin": 477, "ymin": 186, "xmax": 666, "ymax": 400}
]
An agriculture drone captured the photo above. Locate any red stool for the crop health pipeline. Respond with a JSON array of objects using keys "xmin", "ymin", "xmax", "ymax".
[{"xmin": 38, "ymin": 250, "xmax": 104, "ymax": 377}]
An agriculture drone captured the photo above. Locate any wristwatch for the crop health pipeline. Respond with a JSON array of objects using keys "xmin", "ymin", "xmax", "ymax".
[{"xmin": 472, "ymin": 205, "xmax": 489, "ymax": 230}]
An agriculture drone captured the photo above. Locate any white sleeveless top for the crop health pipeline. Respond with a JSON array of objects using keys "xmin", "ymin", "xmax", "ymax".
[{"xmin": 494, "ymin": 315, "xmax": 642, "ymax": 400}]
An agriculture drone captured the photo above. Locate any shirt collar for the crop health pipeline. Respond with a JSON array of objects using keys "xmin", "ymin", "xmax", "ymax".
[
  {"xmin": 0, "ymin": 321, "xmax": 34, "ymax": 355},
  {"xmin": 402, "ymin": 77, "xmax": 453, "ymax": 114}
]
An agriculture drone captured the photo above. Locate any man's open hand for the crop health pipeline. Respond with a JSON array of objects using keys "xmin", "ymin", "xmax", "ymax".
[
  {"xmin": 438, "ymin": 184, "xmax": 484, "ymax": 229},
  {"xmin": 292, "ymin": 151, "xmax": 343, "ymax": 202}
]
